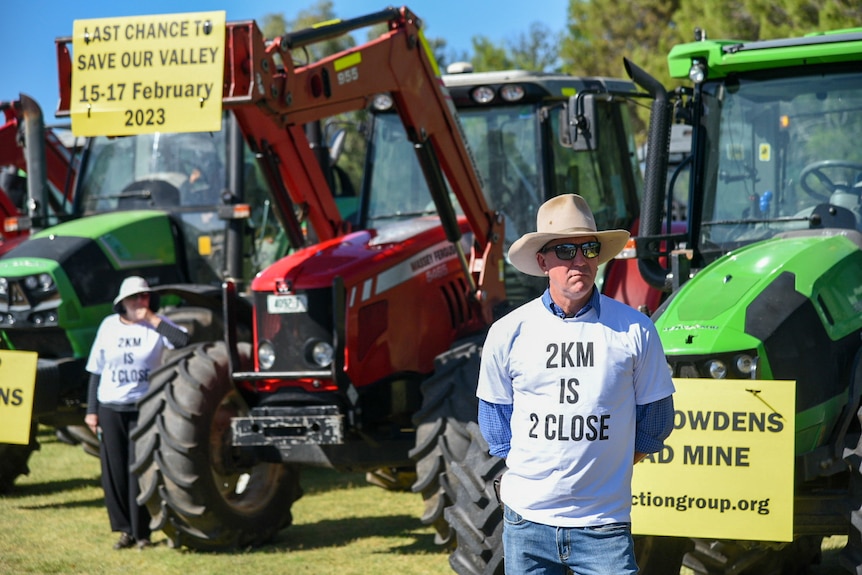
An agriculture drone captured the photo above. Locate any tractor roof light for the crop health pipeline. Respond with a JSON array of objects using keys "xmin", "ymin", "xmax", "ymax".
[
  {"xmin": 499, "ymin": 84, "xmax": 525, "ymax": 102},
  {"xmin": 372, "ymin": 93, "xmax": 394, "ymax": 111},
  {"xmin": 470, "ymin": 86, "xmax": 495, "ymax": 104},
  {"xmin": 689, "ymin": 59, "xmax": 707, "ymax": 84}
]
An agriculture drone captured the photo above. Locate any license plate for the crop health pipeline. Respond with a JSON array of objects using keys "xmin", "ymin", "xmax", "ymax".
[{"xmin": 267, "ymin": 294, "xmax": 308, "ymax": 314}]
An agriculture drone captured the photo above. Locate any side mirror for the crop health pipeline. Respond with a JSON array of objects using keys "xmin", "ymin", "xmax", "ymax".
[{"xmin": 559, "ymin": 93, "xmax": 598, "ymax": 151}]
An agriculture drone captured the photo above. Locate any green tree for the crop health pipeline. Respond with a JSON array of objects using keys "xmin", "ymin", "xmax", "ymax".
[
  {"xmin": 561, "ymin": 0, "xmax": 862, "ymax": 138},
  {"xmin": 561, "ymin": 0, "xmax": 679, "ymax": 82},
  {"xmin": 468, "ymin": 23, "xmax": 561, "ymax": 73},
  {"xmin": 470, "ymin": 36, "xmax": 514, "ymax": 71},
  {"xmin": 563, "ymin": 0, "xmax": 862, "ymax": 86},
  {"xmin": 262, "ymin": 1, "xmax": 355, "ymax": 63},
  {"xmin": 510, "ymin": 23, "xmax": 563, "ymax": 71}
]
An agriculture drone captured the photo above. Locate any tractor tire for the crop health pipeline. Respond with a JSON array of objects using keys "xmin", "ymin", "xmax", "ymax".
[
  {"xmin": 162, "ymin": 306, "xmax": 252, "ymax": 348},
  {"xmin": 841, "ymin": 401, "xmax": 862, "ymax": 572},
  {"xmin": 131, "ymin": 342, "xmax": 302, "ymax": 551},
  {"xmin": 444, "ymin": 421, "xmax": 506, "ymax": 575},
  {"xmin": 633, "ymin": 535, "xmax": 691, "ymax": 574},
  {"xmin": 59, "ymin": 425, "xmax": 100, "ymax": 458},
  {"xmin": 0, "ymin": 422, "xmax": 39, "ymax": 493},
  {"xmin": 682, "ymin": 536, "xmax": 822, "ymax": 575},
  {"xmin": 442, "ymin": 425, "xmax": 694, "ymax": 575},
  {"xmin": 409, "ymin": 337, "xmax": 484, "ymax": 546},
  {"xmin": 162, "ymin": 306, "xmax": 224, "ymax": 345}
]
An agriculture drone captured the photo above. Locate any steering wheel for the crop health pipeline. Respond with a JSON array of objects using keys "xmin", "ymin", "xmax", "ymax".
[{"xmin": 799, "ymin": 160, "xmax": 862, "ymax": 203}]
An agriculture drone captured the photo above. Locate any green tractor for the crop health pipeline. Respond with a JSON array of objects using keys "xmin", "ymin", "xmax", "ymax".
[
  {"xmin": 0, "ymin": 114, "xmax": 292, "ymax": 490},
  {"xmin": 628, "ymin": 28, "xmax": 862, "ymax": 574}
]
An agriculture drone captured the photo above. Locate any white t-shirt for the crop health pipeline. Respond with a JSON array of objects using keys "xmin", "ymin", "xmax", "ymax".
[
  {"xmin": 477, "ymin": 295, "xmax": 674, "ymax": 527},
  {"xmin": 85, "ymin": 315, "xmax": 181, "ymax": 406}
]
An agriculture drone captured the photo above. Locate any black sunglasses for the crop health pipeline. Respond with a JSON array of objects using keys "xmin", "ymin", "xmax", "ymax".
[{"xmin": 541, "ymin": 241, "xmax": 602, "ymax": 260}]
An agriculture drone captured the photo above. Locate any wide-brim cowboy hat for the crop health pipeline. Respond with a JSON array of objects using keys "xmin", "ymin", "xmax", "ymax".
[
  {"xmin": 508, "ymin": 194, "xmax": 630, "ymax": 277},
  {"xmin": 112, "ymin": 276, "xmax": 159, "ymax": 313}
]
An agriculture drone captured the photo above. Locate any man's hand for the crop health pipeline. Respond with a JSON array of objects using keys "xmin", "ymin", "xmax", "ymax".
[{"xmin": 85, "ymin": 413, "xmax": 99, "ymax": 436}]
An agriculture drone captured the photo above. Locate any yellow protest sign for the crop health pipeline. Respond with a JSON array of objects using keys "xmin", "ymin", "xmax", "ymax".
[
  {"xmin": 70, "ymin": 11, "xmax": 226, "ymax": 136},
  {"xmin": 632, "ymin": 378, "xmax": 796, "ymax": 542},
  {"xmin": 0, "ymin": 350, "xmax": 38, "ymax": 445}
]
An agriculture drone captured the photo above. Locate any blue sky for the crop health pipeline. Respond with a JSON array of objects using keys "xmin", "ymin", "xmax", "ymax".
[{"xmin": 0, "ymin": 1, "xmax": 568, "ymax": 124}]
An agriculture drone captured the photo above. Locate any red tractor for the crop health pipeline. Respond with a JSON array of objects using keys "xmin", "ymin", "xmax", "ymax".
[{"xmin": 116, "ymin": 7, "xmax": 661, "ymax": 574}]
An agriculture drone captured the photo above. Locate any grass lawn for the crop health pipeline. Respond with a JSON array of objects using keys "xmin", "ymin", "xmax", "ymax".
[
  {"xmin": 0, "ymin": 426, "xmax": 851, "ymax": 574},
  {"xmin": 0, "ymin": 426, "xmax": 453, "ymax": 575}
]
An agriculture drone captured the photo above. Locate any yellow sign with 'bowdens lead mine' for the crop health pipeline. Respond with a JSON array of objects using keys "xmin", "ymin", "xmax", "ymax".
[
  {"xmin": 0, "ymin": 350, "xmax": 38, "ymax": 445},
  {"xmin": 632, "ymin": 378, "xmax": 796, "ymax": 542},
  {"xmin": 70, "ymin": 12, "xmax": 226, "ymax": 136}
]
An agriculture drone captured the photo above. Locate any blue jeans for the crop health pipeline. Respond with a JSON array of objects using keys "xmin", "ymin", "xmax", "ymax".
[{"xmin": 503, "ymin": 505, "xmax": 638, "ymax": 575}]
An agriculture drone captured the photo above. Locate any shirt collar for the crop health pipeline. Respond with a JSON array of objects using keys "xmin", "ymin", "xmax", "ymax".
[{"xmin": 542, "ymin": 287, "xmax": 601, "ymax": 319}]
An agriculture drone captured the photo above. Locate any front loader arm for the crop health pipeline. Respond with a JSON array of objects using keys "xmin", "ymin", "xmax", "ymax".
[{"xmin": 273, "ymin": 6, "xmax": 506, "ymax": 311}]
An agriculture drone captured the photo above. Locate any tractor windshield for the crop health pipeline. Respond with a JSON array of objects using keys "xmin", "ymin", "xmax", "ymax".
[
  {"xmin": 365, "ymin": 100, "xmax": 641, "ymax": 256},
  {"xmin": 73, "ymin": 114, "xmax": 283, "ymax": 285},
  {"xmin": 696, "ymin": 65, "xmax": 862, "ymax": 259},
  {"xmin": 77, "ymin": 125, "xmax": 227, "ymax": 214},
  {"xmin": 363, "ymin": 105, "xmax": 544, "ymax": 252}
]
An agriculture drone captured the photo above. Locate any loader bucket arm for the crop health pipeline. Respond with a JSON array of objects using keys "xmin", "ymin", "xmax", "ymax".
[{"xmin": 269, "ymin": 6, "xmax": 505, "ymax": 308}]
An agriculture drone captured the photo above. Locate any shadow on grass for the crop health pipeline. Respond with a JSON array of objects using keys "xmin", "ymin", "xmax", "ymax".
[
  {"xmin": 282, "ymin": 514, "xmax": 440, "ymax": 553},
  {"xmin": 4, "ymin": 475, "xmax": 102, "ymax": 499},
  {"xmin": 171, "ymin": 514, "xmax": 445, "ymax": 558}
]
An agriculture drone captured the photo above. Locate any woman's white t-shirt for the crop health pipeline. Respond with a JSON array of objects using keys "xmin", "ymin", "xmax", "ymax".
[{"xmin": 85, "ymin": 315, "xmax": 179, "ymax": 406}]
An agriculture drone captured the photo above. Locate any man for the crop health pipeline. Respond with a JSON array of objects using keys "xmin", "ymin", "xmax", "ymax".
[{"xmin": 477, "ymin": 194, "xmax": 675, "ymax": 574}]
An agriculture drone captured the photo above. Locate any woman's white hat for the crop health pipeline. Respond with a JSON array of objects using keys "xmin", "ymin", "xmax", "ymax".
[
  {"xmin": 113, "ymin": 276, "xmax": 152, "ymax": 306},
  {"xmin": 507, "ymin": 194, "xmax": 630, "ymax": 277}
]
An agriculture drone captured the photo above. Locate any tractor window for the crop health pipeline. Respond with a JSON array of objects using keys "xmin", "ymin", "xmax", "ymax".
[
  {"xmin": 698, "ymin": 67, "xmax": 862, "ymax": 256},
  {"xmin": 364, "ymin": 113, "xmax": 437, "ymax": 225},
  {"xmin": 550, "ymin": 99, "xmax": 642, "ymax": 232},
  {"xmin": 77, "ymin": 118, "xmax": 229, "ymax": 214},
  {"xmin": 459, "ymin": 105, "xmax": 541, "ymax": 254}
]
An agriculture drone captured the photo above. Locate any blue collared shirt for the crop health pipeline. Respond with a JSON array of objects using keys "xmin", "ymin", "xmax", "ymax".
[{"xmin": 478, "ymin": 288, "xmax": 674, "ymax": 459}]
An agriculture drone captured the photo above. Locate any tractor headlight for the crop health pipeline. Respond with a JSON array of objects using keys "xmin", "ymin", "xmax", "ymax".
[
  {"xmin": 706, "ymin": 359, "xmax": 727, "ymax": 379},
  {"xmin": 38, "ymin": 273, "xmax": 55, "ymax": 290},
  {"xmin": 307, "ymin": 340, "xmax": 334, "ymax": 368},
  {"xmin": 258, "ymin": 341, "xmax": 276, "ymax": 370},
  {"xmin": 735, "ymin": 354, "xmax": 755, "ymax": 375}
]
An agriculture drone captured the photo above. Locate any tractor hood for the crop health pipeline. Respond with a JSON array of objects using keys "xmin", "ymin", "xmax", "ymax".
[
  {"xmin": 252, "ymin": 217, "xmax": 472, "ymax": 294},
  {"xmin": 0, "ymin": 210, "xmax": 184, "ymax": 357},
  {"xmin": 655, "ymin": 231, "xmax": 862, "ymax": 358}
]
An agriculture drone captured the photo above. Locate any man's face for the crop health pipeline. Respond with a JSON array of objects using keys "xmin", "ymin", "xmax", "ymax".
[{"xmin": 536, "ymin": 236, "xmax": 599, "ymax": 302}]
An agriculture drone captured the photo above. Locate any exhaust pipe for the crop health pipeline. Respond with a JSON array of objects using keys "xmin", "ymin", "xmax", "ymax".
[
  {"xmin": 19, "ymin": 94, "xmax": 48, "ymax": 232},
  {"xmin": 623, "ymin": 58, "xmax": 673, "ymax": 291}
]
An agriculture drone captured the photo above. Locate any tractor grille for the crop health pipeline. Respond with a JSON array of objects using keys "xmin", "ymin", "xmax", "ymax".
[{"xmin": 254, "ymin": 287, "xmax": 334, "ymax": 372}]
